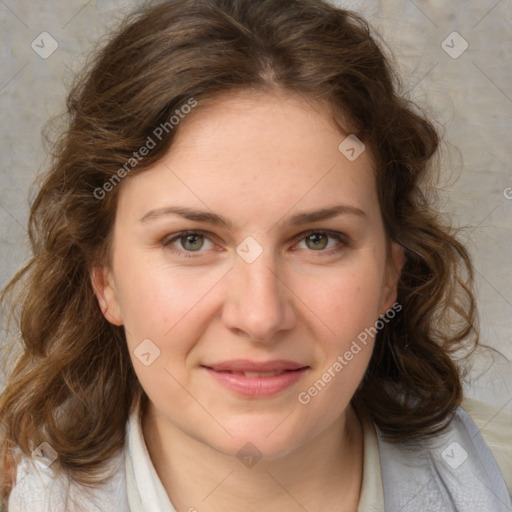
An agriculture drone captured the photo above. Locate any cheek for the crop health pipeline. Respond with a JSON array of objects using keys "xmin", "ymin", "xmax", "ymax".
[
  {"xmin": 293, "ymin": 255, "xmax": 385, "ymax": 402},
  {"xmin": 112, "ymin": 251, "xmax": 225, "ymax": 351},
  {"xmin": 301, "ymin": 261, "xmax": 385, "ymax": 340},
  {"xmin": 295, "ymin": 271, "xmax": 380, "ymax": 415}
]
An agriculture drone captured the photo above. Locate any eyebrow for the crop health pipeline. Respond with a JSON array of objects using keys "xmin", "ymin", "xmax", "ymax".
[{"xmin": 139, "ymin": 204, "xmax": 366, "ymax": 228}]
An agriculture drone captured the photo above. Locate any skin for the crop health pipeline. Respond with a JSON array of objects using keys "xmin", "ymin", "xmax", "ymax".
[{"xmin": 92, "ymin": 89, "xmax": 404, "ymax": 512}]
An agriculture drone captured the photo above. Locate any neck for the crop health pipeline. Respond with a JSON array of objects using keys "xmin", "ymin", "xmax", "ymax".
[{"xmin": 142, "ymin": 402, "xmax": 364, "ymax": 512}]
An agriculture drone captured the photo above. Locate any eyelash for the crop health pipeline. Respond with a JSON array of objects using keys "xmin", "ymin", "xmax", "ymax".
[{"xmin": 162, "ymin": 229, "xmax": 349, "ymax": 258}]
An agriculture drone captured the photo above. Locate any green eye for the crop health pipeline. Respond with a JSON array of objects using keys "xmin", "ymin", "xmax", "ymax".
[
  {"xmin": 296, "ymin": 230, "xmax": 347, "ymax": 253},
  {"xmin": 180, "ymin": 233, "xmax": 205, "ymax": 251},
  {"xmin": 163, "ymin": 229, "xmax": 348, "ymax": 259},
  {"xmin": 305, "ymin": 233, "xmax": 329, "ymax": 250},
  {"xmin": 163, "ymin": 231, "xmax": 214, "ymax": 256}
]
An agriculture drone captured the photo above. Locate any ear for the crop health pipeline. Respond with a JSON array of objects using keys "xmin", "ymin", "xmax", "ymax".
[
  {"xmin": 90, "ymin": 266, "xmax": 123, "ymax": 326},
  {"xmin": 381, "ymin": 241, "xmax": 405, "ymax": 314}
]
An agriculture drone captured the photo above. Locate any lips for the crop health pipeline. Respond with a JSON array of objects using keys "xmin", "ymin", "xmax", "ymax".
[
  {"xmin": 227, "ymin": 370, "xmax": 287, "ymax": 378},
  {"xmin": 201, "ymin": 359, "xmax": 309, "ymax": 398},
  {"xmin": 202, "ymin": 359, "xmax": 308, "ymax": 375}
]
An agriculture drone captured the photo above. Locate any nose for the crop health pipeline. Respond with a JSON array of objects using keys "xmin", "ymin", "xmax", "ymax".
[{"xmin": 221, "ymin": 250, "xmax": 297, "ymax": 343}]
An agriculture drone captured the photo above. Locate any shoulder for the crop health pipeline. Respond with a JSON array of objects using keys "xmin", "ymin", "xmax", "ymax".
[
  {"xmin": 461, "ymin": 394, "xmax": 512, "ymax": 497},
  {"xmin": 8, "ymin": 449, "xmax": 128, "ymax": 512},
  {"xmin": 373, "ymin": 393, "xmax": 512, "ymax": 510}
]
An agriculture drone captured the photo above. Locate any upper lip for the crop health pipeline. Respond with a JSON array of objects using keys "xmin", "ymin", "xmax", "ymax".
[{"xmin": 203, "ymin": 359, "xmax": 308, "ymax": 372}]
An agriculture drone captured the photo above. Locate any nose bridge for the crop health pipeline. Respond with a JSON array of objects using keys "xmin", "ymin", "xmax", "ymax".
[
  {"xmin": 241, "ymin": 254, "xmax": 281, "ymax": 304},
  {"xmin": 222, "ymin": 244, "xmax": 295, "ymax": 341}
]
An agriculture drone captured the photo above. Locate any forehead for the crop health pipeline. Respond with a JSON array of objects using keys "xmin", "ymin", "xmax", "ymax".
[
  {"xmin": 117, "ymin": 90, "xmax": 379, "ymax": 227},
  {"xmin": 172, "ymin": 88, "xmax": 362, "ymax": 160}
]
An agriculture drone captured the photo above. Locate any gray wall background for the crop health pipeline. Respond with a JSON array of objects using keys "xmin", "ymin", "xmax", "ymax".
[{"xmin": 1, "ymin": 1, "xmax": 511, "ymax": 402}]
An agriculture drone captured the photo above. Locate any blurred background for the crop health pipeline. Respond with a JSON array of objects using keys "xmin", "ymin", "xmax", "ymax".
[{"xmin": 1, "ymin": 0, "xmax": 511, "ymax": 405}]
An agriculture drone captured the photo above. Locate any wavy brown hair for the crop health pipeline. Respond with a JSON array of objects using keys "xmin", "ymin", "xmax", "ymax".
[{"xmin": 0, "ymin": 0, "xmax": 478, "ymax": 503}]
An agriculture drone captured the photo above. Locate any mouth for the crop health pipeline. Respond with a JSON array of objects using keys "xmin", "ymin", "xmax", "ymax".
[
  {"xmin": 200, "ymin": 360, "xmax": 310, "ymax": 398},
  {"xmin": 210, "ymin": 369, "xmax": 294, "ymax": 378}
]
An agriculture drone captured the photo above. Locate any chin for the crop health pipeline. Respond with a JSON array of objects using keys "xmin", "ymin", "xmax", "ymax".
[{"xmin": 201, "ymin": 414, "xmax": 310, "ymax": 462}]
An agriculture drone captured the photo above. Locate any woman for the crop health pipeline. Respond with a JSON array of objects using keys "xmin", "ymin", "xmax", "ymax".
[{"xmin": 1, "ymin": 0, "xmax": 511, "ymax": 510}]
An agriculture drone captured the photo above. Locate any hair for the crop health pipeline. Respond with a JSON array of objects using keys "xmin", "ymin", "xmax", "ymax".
[{"xmin": 0, "ymin": 0, "xmax": 479, "ymax": 504}]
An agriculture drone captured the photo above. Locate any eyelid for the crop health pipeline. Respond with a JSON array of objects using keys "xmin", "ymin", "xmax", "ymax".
[{"xmin": 293, "ymin": 228, "xmax": 348, "ymax": 244}]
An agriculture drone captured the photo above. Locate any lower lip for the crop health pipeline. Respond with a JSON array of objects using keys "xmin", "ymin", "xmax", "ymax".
[{"xmin": 203, "ymin": 367, "xmax": 308, "ymax": 398}]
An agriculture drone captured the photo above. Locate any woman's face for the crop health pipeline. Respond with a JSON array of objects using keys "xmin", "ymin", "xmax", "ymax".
[{"xmin": 93, "ymin": 90, "xmax": 403, "ymax": 459}]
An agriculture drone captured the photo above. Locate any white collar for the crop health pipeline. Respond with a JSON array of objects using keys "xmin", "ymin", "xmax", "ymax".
[{"xmin": 125, "ymin": 400, "xmax": 176, "ymax": 512}]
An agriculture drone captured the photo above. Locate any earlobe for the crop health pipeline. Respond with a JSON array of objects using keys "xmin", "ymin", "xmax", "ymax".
[{"xmin": 90, "ymin": 266, "xmax": 123, "ymax": 326}]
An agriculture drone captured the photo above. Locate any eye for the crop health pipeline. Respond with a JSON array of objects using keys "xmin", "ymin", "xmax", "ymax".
[
  {"xmin": 162, "ymin": 229, "xmax": 348, "ymax": 259},
  {"xmin": 163, "ymin": 230, "xmax": 215, "ymax": 256},
  {"xmin": 295, "ymin": 230, "xmax": 348, "ymax": 253}
]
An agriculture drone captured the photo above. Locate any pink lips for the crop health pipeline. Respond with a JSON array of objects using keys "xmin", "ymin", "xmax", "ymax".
[{"xmin": 202, "ymin": 359, "xmax": 309, "ymax": 398}]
